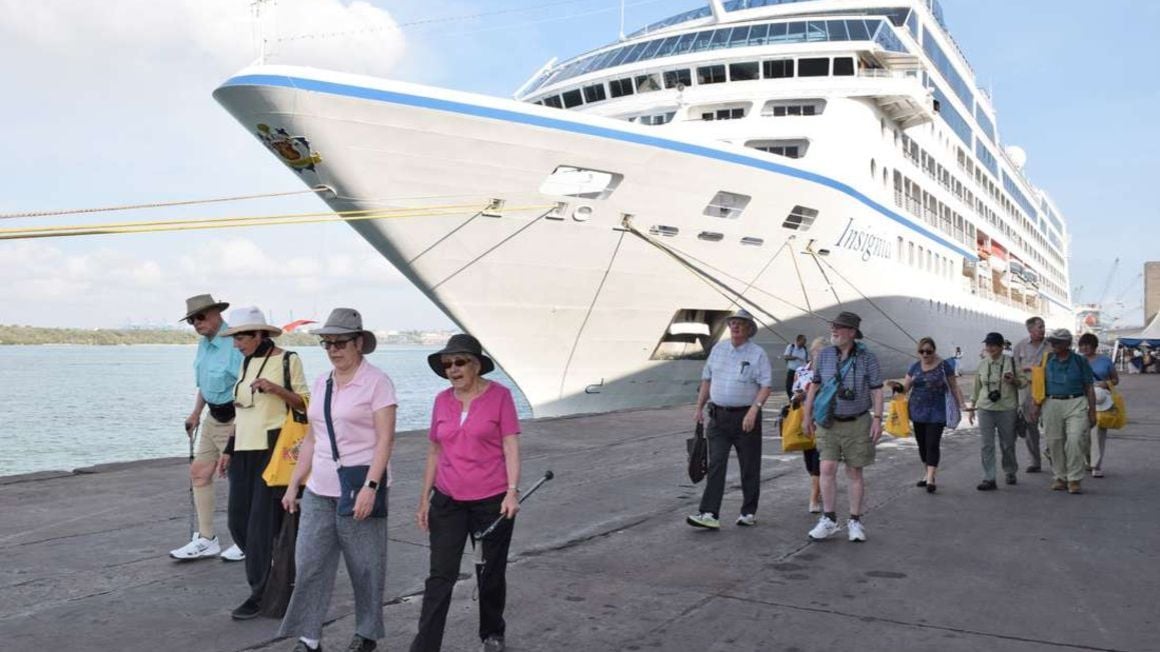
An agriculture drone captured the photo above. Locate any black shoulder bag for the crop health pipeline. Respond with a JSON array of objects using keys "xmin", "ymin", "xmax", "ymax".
[
  {"xmin": 686, "ymin": 422, "xmax": 707, "ymax": 484},
  {"xmin": 324, "ymin": 374, "xmax": 387, "ymax": 518}
]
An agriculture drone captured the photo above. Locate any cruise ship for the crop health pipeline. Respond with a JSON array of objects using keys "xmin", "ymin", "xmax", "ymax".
[{"xmin": 214, "ymin": 0, "xmax": 1073, "ymax": 417}]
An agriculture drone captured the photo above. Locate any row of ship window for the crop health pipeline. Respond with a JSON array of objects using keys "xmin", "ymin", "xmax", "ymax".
[{"xmin": 534, "ymin": 56, "xmax": 858, "ymax": 109}]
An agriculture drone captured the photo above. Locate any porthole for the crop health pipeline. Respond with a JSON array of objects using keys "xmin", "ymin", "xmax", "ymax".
[{"xmin": 573, "ymin": 205, "xmax": 593, "ymax": 222}]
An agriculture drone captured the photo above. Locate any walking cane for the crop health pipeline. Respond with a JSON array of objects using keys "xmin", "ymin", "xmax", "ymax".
[
  {"xmin": 187, "ymin": 425, "xmax": 198, "ymax": 541},
  {"xmin": 470, "ymin": 470, "xmax": 554, "ymax": 599}
]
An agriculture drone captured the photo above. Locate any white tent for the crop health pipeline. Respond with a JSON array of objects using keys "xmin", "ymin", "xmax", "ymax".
[{"xmin": 1118, "ymin": 312, "xmax": 1160, "ymax": 348}]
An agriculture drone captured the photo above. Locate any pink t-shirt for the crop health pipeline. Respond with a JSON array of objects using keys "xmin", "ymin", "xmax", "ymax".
[
  {"xmin": 430, "ymin": 382, "xmax": 521, "ymax": 501},
  {"xmin": 306, "ymin": 361, "xmax": 398, "ymax": 498}
]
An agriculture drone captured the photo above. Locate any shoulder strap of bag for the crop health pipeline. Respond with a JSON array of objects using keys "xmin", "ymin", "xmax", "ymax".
[
  {"xmin": 324, "ymin": 374, "xmax": 341, "ymax": 465},
  {"xmin": 281, "ymin": 351, "xmax": 294, "ymax": 393}
]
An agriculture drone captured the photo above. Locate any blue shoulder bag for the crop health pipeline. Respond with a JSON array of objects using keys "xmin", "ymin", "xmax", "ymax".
[
  {"xmin": 324, "ymin": 374, "xmax": 388, "ymax": 518},
  {"xmin": 813, "ymin": 345, "xmax": 860, "ymax": 427}
]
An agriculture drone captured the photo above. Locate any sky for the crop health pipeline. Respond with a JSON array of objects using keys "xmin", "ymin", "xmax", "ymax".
[{"xmin": 0, "ymin": 0, "xmax": 1154, "ymax": 331}]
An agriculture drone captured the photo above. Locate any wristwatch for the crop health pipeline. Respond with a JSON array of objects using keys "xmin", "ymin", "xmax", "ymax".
[
  {"xmin": 364, "ymin": 479, "xmax": 379, "ymax": 490},
  {"xmin": 872, "ymin": 414, "xmax": 883, "ymax": 419}
]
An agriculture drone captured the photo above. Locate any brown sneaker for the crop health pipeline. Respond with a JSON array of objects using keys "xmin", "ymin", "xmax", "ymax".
[
  {"xmin": 1050, "ymin": 479, "xmax": 1066, "ymax": 491},
  {"xmin": 1067, "ymin": 481, "xmax": 1083, "ymax": 494}
]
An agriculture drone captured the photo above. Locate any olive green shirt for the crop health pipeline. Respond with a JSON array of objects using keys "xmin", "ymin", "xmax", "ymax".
[{"xmin": 972, "ymin": 354, "xmax": 1026, "ymax": 412}]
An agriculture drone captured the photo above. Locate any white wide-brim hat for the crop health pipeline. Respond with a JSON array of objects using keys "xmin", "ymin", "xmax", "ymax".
[
  {"xmin": 222, "ymin": 306, "xmax": 283, "ymax": 336},
  {"xmin": 1093, "ymin": 387, "xmax": 1113, "ymax": 411}
]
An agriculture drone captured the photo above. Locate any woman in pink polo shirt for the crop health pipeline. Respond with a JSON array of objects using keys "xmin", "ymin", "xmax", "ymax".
[
  {"xmin": 410, "ymin": 334, "xmax": 521, "ymax": 652},
  {"xmin": 279, "ymin": 308, "xmax": 397, "ymax": 652}
]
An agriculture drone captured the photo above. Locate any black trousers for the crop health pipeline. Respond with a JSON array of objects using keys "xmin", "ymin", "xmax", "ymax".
[
  {"xmin": 913, "ymin": 421, "xmax": 946, "ymax": 468},
  {"xmin": 785, "ymin": 370, "xmax": 797, "ymax": 399},
  {"xmin": 227, "ymin": 431, "xmax": 285, "ymax": 603},
  {"xmin": 698, "ymin": 405, "xmax": 762, "ymax": 518},
  {"xmin": 410, "ymin": 489, "xmax": 514, "ymax": 652},
  {"xmin": 802, "ymin": 448, "xmax": 821, "ymax": 476}
]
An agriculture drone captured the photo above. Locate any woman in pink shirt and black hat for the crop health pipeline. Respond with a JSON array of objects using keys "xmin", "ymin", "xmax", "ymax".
[{"xmin": 410, "ymin": 333, "xmax": 521, "ymax": 652}]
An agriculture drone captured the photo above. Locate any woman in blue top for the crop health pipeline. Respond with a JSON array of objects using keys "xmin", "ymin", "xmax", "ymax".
[
  {"xmin": 893, "ymin": 337, "xmax": 966, "ymax": 493},
  {"xmin": 1078, "ymin": 333, "xmax": 1119, "ymax": 478}
]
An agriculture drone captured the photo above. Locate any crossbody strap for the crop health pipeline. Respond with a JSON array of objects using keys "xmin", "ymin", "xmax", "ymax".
[{"xmin": 324, "ymin": 374, "xmax": 341, "ymax": 465}]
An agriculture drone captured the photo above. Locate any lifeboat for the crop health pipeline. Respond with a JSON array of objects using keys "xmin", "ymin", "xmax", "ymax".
[{"xmin": 990, "ymin": 242, "xmax": 1008, "ymax": 273}]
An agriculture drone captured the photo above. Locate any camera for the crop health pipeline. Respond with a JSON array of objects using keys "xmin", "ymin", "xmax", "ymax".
[
  {"xmin": 838, "ymin": 387, "xmax": 856, "ymax": 401},
  {"xmin": 987, "ymin": 389, "xmax": 1002, "ymax": 402}
]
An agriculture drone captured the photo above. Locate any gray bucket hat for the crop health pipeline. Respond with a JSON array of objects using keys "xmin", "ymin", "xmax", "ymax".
[
  {"xmin": 180, "ymin": 294, "xmax": 229, "ymax": 322},
  {"xmin": 1046, "ymin": 328, "xmax": 1073, "ymax": 344},
  {"xmin": 831, "ymin": 311, "xmax": 864, "ymax": 340},
  {"xmin": 312, "ymin": 308, "xmax": 377, "ymax": 354},
  {"xmin": 725, "ymin": 308, "xmax": 758, "ymax": 337},
  {"xmin": 427, "ymin": 333, "xmax": 495, "ymax": 378}
]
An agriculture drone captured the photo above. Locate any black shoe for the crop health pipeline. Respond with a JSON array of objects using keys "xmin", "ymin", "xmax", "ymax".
[
  {"xmin": 346, "ymin": 636, "xmax": 376, "ymax": 652},
  {"xmin": 926, "ymin": 483, "xmax": 937, "ymax": 494},
  {"xmin": 1025, "ymin": 466, "xmax": 1041, "ymax": 473},
  {"xmin": 976, "ymin": 480, "xmax": 998, "ymax": 491},
  {"xmin": 915, "ymin": 480, "xmax": 927, "ymax": 487},
  {"xmin": 1005, "ymin": 473, "xmax": 1018, "ymax": 485},
  {"xmin": 231, "ymin": 598, "xmax": 261, "ymax": 620}
]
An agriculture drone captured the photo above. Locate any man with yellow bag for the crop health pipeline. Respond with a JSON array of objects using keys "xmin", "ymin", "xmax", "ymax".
[
  {"xmin": 1027, "ymin": 329, "xmax": 1097, "ymax": 495},
  {"xmin": 1013, "ymin": 317, "xmax": 1049, "ymax": 473}
]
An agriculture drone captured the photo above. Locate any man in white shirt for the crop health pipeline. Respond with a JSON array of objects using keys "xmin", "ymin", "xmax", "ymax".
[{"xmin": 783, "ymin": 334, "xmax": 808, "ymax": 399}]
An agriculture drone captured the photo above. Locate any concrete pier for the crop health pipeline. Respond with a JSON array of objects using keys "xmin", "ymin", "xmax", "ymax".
[{"xmin": 1, "ymin": 376, "xmax": 1156, "ymax": 651}]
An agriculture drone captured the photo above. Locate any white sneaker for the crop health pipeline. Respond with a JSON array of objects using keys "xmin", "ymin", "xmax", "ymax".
[
  {"xmin": 847, "ymin": 519, "xmax": 867, "ymax": 542},
  {"xmin": 808, "ymin": 516, "xmax": 840, "ymax": 541},
  {"xmin": 169, "ymin": 534, "xmax": 220, "ymax": 560},
  {"xmin": 219, "ymin": 544, "xmax": 245, "ymax": 562},
  {"xmin": 736, "ymin": 514, "xmax": 756, "ymax": 527},
  {"xmin": 808, "ymin": 500, "xmax": 822, "ymax": 514},
  {"xmin": 686, "ymin": 512, "xmax": 720, "ymax": 529}
]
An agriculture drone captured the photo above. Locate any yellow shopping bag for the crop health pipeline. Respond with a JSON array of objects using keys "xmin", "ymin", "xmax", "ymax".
[
  {"xmin": 1030, "ymin": 352, "xmax": 1049, "ymax": 405},
  {"xmin": 781, "ymin": 405, "xmax": 815, "ymax": 452},
  {"xmin": 885, "ymin": 395, "xmax": 911, "ymax": 438},
  {"xmin": 1097, "ymin": 387, "xmax": 1128, "ymax": 430},
  {"xmin": 263, "ymin": 399, "xmax": 310, "ymax": 487}
]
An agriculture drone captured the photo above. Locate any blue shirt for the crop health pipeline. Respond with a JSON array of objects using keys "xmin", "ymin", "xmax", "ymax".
[
  {"xmin": 1087, "ymin": 354, "xmax": 1114, "ymax": 381},
  {"xmin": 811, "ymin": 343, "xmax": 883, "ymax": 417},
  {"xmin": 702, "ymin": 339, "xmax": 773, "ymax": 407},
  {"xmin": 1045, "ymin": 352, "xmax": 1093, "ymax": 397},
  {"xmin": 907, "ymin": 359, "xmax": 953, "ymax": 424},
  {"xmin": 194, "ymin": 322, "xmax": 243, "ymax": 405}
]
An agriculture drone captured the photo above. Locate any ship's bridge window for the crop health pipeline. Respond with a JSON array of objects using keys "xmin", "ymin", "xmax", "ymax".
[
  {"xmin": 782, "ymin": 205, "xmax": 819, "ymax": 231},
  {"xmin": 746, "ymin": 139, "xmax": 809, "ymax": 159},
  {"xmin": 696, "ymin": 102, "xmax": 750, "ymax": 121},
  {"xmin": 762, "ymin": 99, "xmax": 826, "ymax": 117},
  {"xmin": 702, "ymin": 108, "xmax": 746, "ymax": 121},
  {"xmin": 798, "ymin": 57, "xmax": 830, "ymax": 77},
  {"xmin": 539, "ymin": 165, "xmax": 623, "ymax": 199},
  {"xmin": 635, "ymin": 73, "xmax": 662, "ymax": 93},
  {"xmin": 833, "ymin": 57, "xmax": 855, "ymax": 76},
  {"xmin": 609, "ymin": 77, "xmax": 634, "ymax": 98},
  {"xmin": 561, "ymin": 89, "xmax": 583, "ymax": 108},
  {"xmin": 542, "ymin": 95, "xmax": 563, "ymax": 109},
  {"xmin": 631, "ymin": 111, "xmax": 676, "ymax": 126},
  {"xmin": 664, "ymin": 69, "xmax": 692, "ymax": 89},
  {"xmin": 697, "ymin": 64, "xmax": 727, "ymax": 85},
  {"xmin": 703, "ymin": 191, "xmax": 752, "ymax": 219},
  {"xmin": 763, "ymin": 59, "xmax": 795, "ymax": 79},
  {"xmin": 729, "ymin": 61, "xmax": 760, "ymax": 81},
  {"xmin": 582, "ymin": 83, "xmax": 607, "ymax": 104}
]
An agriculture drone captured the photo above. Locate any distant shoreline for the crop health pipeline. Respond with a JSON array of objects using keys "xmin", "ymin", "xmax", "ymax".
[{"xmin": 0, "ymin": 325, "xmax": 453, "ymax": 347}]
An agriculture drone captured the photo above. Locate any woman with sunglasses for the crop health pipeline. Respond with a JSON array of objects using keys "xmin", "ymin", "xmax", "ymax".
[
  {"xmin": 892, "ymin": 337, "xmax": 965, "ymax": 493},
  {"xmin": 278, "ymin": 308, "xmax": 397, "ymax": 652},
  {"xmin": 219, "ymin": 306, "xmax": 309, "ymax": 620},
  {"xmin": 411, "ymin": 334, "xmax": 521, "ymax": 652}
]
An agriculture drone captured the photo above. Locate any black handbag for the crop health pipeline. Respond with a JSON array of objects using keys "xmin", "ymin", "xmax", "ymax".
[
  {"xmin": 259, "ymin": 508, "xmax": 298, "ymax": 618},
  {"xmin": 686, "ymin": 422, "xmax": 708, "ymax": 484},
  {"xmin": 324, "ymin": 375, "xmax": 387, "ymax": 518}
]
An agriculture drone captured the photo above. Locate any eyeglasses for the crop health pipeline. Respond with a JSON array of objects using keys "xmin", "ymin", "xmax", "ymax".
[
  {"xmin": 186, "ymin": 313, "xmax": 208, "ymax": 325},
  {"xmin": 320, "ymin": 337, "xmax": 356, "ymax": 351},
  {"xmin": 918, "ymin": 349, "xmax": 934, "ymax": 355},
  {"xmin": 441, "ymin": 358, "xmax": 472, "ymax": 370}
]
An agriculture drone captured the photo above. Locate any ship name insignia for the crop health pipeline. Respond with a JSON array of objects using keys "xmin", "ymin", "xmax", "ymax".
[
  {"xmin": 834, "ymin": 218, "xmax": 892, "ymax": 262},
  {"xmin": 255, "ymin": 123, "xmax": 322, "ymax": 173}
]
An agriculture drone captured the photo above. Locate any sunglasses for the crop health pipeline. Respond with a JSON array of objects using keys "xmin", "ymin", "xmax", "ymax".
[
  {"xmin": 231, "ymin": 331, "xmax": 258, "ymax": 340},
  {"xmin": 441, "ymin": 358, "xmax": 473, "ymax": 370},
  {"xmin": 186, "ymin": 312, "xmax": 208, "ymax": 325},
  {"xmin": 320, "ymin": 337, "xmax": 356, "ymax": 351},
  {"xmin": 918, "ymin": 349, "xmax": 934, "ymax": 355}
]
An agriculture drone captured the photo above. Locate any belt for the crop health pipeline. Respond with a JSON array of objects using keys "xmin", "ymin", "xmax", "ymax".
[
  {"xmin": 832, "ymin": 411, "xmax": 868, "ymax": 422},
  {"xmin": 1047, "ymin": 394, "xmax": 1084, "ymax": 400},
  {"xmin": 710, "ymin": 403, "xmax": 751, "ymax": 413}
]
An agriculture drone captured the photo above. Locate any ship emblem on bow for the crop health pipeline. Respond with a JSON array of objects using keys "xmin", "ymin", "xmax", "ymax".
[{"xmin": 256, "ymin": 123, "xmax": 322, "ymax": 173}]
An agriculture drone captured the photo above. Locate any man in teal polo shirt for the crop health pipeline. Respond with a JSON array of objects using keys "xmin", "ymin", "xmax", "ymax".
[
  {"xmin": 1028, "ymin": 329, "xmax": 1097, "ymax": 495},
  {"xmin": 170, "ymin": 294, "xmax": 245, "ymax": 560}
]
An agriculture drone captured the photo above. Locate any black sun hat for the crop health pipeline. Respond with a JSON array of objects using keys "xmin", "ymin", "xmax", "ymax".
[{"xmin": 427, "ymin": 333, "xmax": 496, "ymax": 378}]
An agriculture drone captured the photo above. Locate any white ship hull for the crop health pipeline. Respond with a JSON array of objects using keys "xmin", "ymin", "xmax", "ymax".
[{"xmin": 214, "ymin": 65, "xmax": 1070, "ymax": 417}]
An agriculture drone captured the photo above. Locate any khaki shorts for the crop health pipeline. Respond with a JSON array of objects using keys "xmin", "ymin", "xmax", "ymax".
[
  {"xmin": 194, "ymin": 416, "xmax": 235, "ymax": 463},
  {"xmin": 817, "ymin": 413, "xmax": 876, "ymax": 467}
]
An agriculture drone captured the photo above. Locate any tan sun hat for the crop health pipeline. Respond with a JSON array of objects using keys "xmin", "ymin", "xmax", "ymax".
[
  {"xmin": 180, "ymin": 294, "xmax": 229, "ymax": 322},
  {"xmin": 222, "ymin": 306, "xmax": 283, "ymax": 336}
]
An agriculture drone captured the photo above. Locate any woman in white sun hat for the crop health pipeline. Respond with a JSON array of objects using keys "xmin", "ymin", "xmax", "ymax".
[{"xmin": 220, "ymin": 306, "xmax": 309, "ymax": 621}]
